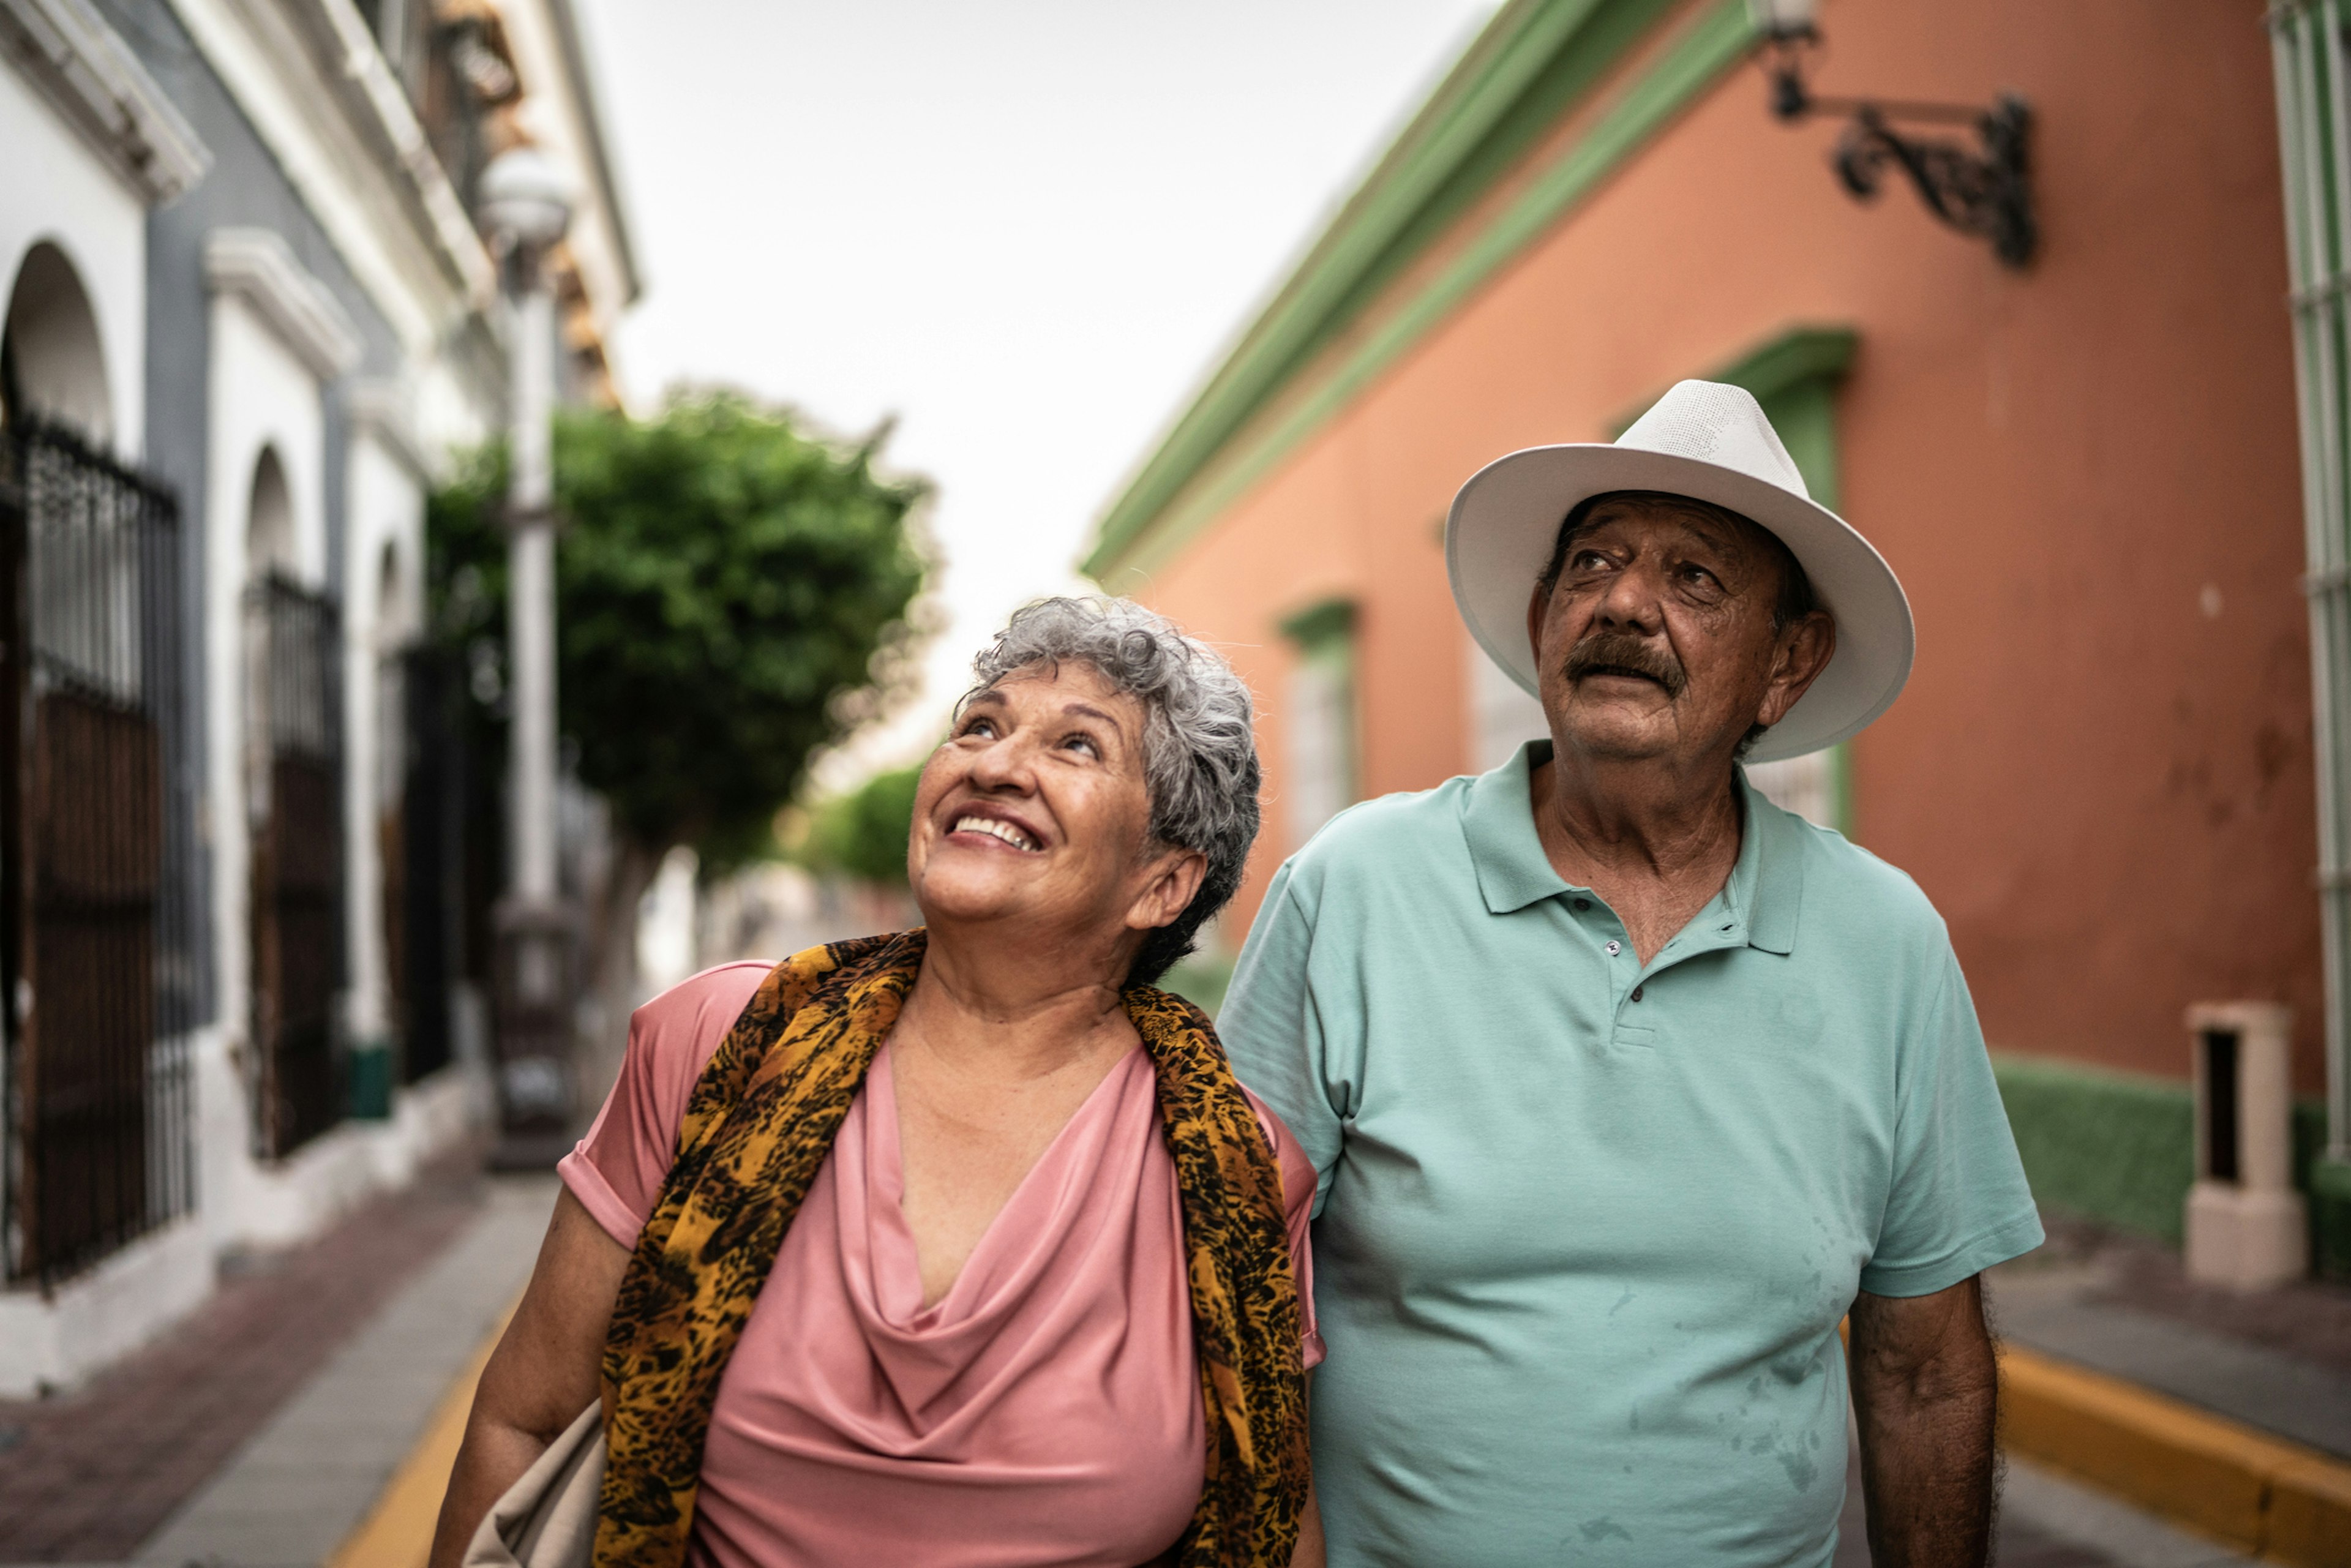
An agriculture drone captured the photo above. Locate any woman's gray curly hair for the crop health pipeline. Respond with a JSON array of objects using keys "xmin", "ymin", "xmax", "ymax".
[{"xmin": 959, "ymin": 596, "xmax": 1260, "ymax": 988}]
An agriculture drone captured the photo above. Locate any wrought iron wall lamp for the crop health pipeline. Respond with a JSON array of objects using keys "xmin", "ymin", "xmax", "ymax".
[{"xmin": 1747, "ymin": 0, "xmax": 2036, "ymax": 268}]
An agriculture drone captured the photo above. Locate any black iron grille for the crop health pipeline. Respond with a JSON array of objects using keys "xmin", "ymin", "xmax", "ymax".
[
  {"xmin": 249, "ymin": 574, "xmax": 345, "ymax": 1159},
  {"xmin": 396, "ymin": 647, "xmax": 461, "ymax": 1084},
  {"xmin": 2, "ymin": 419, "xmax": 195, "ymax": 1286}
]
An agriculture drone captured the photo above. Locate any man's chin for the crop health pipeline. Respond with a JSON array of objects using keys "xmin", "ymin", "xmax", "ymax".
[{"xmin": 1548, "ymin": 707, "xmax": 1680, "ymax": 763}]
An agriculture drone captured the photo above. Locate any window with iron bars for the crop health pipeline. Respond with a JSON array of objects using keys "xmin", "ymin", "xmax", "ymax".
[
  {"xmin": 246, "ymin": 573, "xmax": 347, "ymax": 1160},
  {"xmin": 0, "ymin": 418, "xmax": 197, "ymax": 1286}
]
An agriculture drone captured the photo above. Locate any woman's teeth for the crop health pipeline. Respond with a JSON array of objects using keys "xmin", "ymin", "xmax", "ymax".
[{"xmin": 954, "ymin": 816, "xmax": 1038, "ymax": 851}]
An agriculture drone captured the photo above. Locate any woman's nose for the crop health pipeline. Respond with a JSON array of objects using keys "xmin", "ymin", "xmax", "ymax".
[{"xmin": 965, "ymin": 733, "xmax": 1036, "ymax": 792}]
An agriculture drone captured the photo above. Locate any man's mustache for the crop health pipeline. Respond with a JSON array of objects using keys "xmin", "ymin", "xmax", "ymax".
[{"xmin": 1562, "ymin": 632, "xmax": 1687, "ymax": 697}]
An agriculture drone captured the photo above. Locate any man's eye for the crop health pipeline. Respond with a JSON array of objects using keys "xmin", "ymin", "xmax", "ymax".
[
  {"xmin": 1063, "ymin": 733, "xmax": 1100, "ymax": 757},
  {"xmin": 1573, "ymin": 551, "xmax": 1611, "ymax": 571},
  {"xmin": 962, "ymin": 718, "xmax": 996, "ymax": 740}
]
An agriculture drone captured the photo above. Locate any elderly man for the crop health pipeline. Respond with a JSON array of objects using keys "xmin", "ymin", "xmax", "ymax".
[{"xmin": 1223, "ymin": 381, "xmax": 2042, "ymax": 1567}]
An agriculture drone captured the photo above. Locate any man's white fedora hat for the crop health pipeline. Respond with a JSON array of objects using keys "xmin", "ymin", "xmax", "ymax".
[{"xmin": 1445, "ymin": 379, "xmax": 1914, "ymax": 764}]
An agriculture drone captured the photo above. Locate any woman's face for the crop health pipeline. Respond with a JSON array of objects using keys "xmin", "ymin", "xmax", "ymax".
[{"xmin": 909, "ymin": 661, "xmax": 1202, "ymax": 953}]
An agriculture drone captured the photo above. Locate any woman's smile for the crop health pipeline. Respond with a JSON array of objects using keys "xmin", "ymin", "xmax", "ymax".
[{"xmin": 949, "ymin": 812, "xmax": 1042, "ymax": 852}]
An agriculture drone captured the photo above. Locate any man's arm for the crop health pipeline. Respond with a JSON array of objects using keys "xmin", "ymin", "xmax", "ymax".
[{"xmin": 1848, "ymin": 1274, "xmax": 2000, "ymax": 1568}]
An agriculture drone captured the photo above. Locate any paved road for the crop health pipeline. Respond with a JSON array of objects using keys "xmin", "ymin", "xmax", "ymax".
[{"xmin": 132, "ymin": 1177, "xmax": 554, "ymax": 1568}]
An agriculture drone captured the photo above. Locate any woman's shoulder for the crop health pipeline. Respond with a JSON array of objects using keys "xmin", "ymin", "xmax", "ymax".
[{"xmin": 627, "ymin": 960, "xmax": 781, "ymax": 1083}]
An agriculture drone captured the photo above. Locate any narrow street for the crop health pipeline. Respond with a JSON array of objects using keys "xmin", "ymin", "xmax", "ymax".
[{"xmin": 4, "ymin": 1153, "xmax": 2341, "ymax": 1566}]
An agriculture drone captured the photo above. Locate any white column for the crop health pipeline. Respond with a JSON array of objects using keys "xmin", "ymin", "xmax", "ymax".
[{"xmin": 507, "ymin": 281, "xmax": 558, "ymax": 906}]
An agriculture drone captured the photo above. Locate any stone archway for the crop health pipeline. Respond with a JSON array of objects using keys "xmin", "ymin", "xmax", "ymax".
[{"xmin": 2, "ymin": 241, "xmax": 113, "ymax": 445}]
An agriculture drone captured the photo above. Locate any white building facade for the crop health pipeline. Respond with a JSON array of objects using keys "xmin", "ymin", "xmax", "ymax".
[{"xmin": 0, "ymin": 0, "xmax": 635, "ymax": 1394}]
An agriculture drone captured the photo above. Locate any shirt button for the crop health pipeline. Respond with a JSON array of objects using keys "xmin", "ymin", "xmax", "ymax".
[
  {"xmin": 1574, "ymin": 898, "xmax": 1592, "ymax": 912},
  {"xmin": 1604, "ymin": 939, "xmax": 1622, "ymax": 956},
  {"xmin": 1631, "ymin": 985, "xmax": 1645, "ymax": 1002}
]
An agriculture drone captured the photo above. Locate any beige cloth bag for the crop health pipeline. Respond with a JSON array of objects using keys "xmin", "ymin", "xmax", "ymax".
[{"xmin": 462, "ymin": 1404, "xmax": 604, "ymax": 1568}]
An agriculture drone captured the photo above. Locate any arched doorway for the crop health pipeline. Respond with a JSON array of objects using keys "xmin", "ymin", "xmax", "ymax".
[
  {"xmin": 2, "ymin": 241, "xmax": 113, "ymax": 446},
  {"xmin": 244, "ymin": 446, "xmax": 343, "ymax": 1157},
  {"xmin": 0, "ymin": 242, "xmax": 192, "ymax": 1281}
]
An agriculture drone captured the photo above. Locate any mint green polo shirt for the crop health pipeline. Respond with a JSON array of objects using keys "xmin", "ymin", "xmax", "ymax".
[{"xmin": 1221, "ymin": 741, "xmax": 2042, "ymax": 1568}]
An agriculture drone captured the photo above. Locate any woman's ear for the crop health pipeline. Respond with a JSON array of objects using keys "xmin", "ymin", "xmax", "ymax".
[{"xmin": 1126, "ymin": 847, "xmax": 1209, "ymax": 933}]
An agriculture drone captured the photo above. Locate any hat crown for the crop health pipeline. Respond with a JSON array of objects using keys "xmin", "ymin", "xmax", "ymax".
[{"xmin": 1616, "ymin": 380, "xmax": 1810, "ymax": 503}]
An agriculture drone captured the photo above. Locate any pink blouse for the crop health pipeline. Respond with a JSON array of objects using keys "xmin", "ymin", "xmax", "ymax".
[{"xmin": 559, "ymin": 961, "xmax": 1322, "ymax": 1568}]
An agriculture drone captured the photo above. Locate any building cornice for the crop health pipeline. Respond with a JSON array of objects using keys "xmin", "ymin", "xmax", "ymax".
[
  {"xmin": 1085, "ymin": 0, "xmax": 1758, "ymax": 584},
  {"xmin": 165, "ymin": 0, "xmax": 490, "ymax": 354},
  {"xmin": 344, "ymin": 377, "xmax": 434, "ymax": 479},
  {"xmin": 0, "ymin": 0, "xmax": 212, "ymax": 203},
  {"xmin": 280, "ymin": 0, "xmax": 498, "ymax": 305},
  {"xmin": 206, "ymin": 227, "xmax": 365, "ymax": 379},
  {"xmin": 544, "ymin": 0, "xmax": 639, "ymax": 305}
]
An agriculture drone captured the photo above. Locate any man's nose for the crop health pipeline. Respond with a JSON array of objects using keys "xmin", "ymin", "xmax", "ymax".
[{"xmin": 1595, "ymin": 561, "xmax": 1665, "ymax": 631}]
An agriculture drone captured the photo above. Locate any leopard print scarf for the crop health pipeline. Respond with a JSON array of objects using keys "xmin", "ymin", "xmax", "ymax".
[{"xmin": 592, "ymin": 929, "xmax": 1310, "ymax": 1567}]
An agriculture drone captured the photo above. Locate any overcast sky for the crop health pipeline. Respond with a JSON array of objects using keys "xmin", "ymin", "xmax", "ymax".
[{"xmin": 569, "ymin": 0, "xmax": 1495, "ymax": 786}]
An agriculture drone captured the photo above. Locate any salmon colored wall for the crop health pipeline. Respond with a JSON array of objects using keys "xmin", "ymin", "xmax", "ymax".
[{"xmin": 1129, "ymin": 0, "xmax": 2323, "ymax": 1091}]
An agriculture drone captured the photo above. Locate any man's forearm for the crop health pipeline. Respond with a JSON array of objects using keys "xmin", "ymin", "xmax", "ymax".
[{"xmin": 1849, "ymin": 1280, "xmax": 2000, "ymax": 1567}]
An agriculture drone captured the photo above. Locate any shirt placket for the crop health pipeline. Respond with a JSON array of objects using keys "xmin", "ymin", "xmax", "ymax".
[{"xmin": 1565, "ymin": 893, "xmax": 1750, "ymax": 1043}]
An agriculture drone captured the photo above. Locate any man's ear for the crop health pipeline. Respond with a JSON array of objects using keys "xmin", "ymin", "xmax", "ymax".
[
  {"xmin": 1127, "ymin": 847, "xmax": 1208, "ymax": 934},
  {"xmin": 1526, "ymin": 578, "xmax": 1553, "ymax": 669},
  {"xmin": 1757, "ymin": 610, "xmax": 1837, "ymax": 729}
]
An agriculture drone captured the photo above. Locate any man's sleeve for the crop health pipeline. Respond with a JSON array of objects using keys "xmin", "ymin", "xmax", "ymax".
[
  {"xmin": 1219, "ymin": 861, "xmax": 1347, "ymax": 1217},
  {"xmin": 1859, "ymin": 948, "xmax": 2046, "ymax": 1297}
]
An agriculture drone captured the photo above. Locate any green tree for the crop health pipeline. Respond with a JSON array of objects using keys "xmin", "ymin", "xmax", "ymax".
[
  {"xmin": 800, "ymin": 763, "xmax": 926, "ymax": 886},
  {"xmin": 429, "ymin": 391, "xmax": 930, "ymax": 1013}
]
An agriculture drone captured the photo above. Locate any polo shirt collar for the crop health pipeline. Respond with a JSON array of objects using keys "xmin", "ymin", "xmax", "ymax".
[{"xmin": 1459, "ymin": 741, "xmax": 1806, "ymax": 955}]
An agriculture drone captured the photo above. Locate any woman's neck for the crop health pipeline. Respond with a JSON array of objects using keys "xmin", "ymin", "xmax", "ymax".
[{"xmin": 897, "ymin": 923, "xmax": 1137, "ymax": 1083}]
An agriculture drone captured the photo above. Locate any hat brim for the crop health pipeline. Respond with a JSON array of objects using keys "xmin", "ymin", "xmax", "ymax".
[{"xmin": 1445, "ymin": 445, "xmax": 1915, "ymax": 764}]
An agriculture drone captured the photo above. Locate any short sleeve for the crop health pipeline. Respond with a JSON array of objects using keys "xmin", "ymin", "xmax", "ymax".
[
  {"xmin": 1241, "ymin": 1087, "xmax": 1325, "ymax": 1370},
  {"xmin": 1221, "ymin": 864, "xmax": 1346, "ymax": 1217},
  {"xmin": 1859, "ymin": 950, "xmax": 2045, "ymax": 1297},
  {"xmin": 558, "ymin": 961, "xmax": 774, "ymax": 1247}
]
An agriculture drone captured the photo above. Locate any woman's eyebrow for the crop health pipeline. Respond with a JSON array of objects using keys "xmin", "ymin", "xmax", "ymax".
[{"xmin": 1060, "ymin": 701, "xmax": 1131, "ymax": 743}]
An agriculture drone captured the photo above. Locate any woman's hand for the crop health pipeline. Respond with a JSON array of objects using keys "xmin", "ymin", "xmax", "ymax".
[{"xmin": 426, "ymin": 1189, "xmax": 632, "ymax": 1568}]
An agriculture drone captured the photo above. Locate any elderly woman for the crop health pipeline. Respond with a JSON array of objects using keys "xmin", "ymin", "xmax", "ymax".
[{"xmin": 429, "ymin": 598, "xmax": 1322, "ymax": 1568}]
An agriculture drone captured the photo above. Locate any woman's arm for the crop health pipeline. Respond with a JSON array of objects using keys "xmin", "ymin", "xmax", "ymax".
[
  {"xmin": 1288, "ymin": 1370, "xmax": 1322, "ymax": 1568},
  {"xmin": 426, "ymin": 1189, "xmax": 632, "ymax": 1568}
]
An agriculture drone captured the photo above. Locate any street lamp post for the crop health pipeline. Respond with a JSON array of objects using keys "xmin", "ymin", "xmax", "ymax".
[{"xmin": 480, "ymin": 144, "xmax": 578, "ymax": 1161}]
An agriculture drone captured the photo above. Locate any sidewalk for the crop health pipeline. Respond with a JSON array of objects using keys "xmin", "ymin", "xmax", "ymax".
[
  {"xmin": 133, "ymin": 1179, "xmax": 552, "ymax": 1567},
  {"xmin": 0, "ymin": 1152, "xmax": 553, "ymax": 1568},
  {"xmin": 1972, "ymin": 1210, "xmax": 2351, "ymax": 1567}
]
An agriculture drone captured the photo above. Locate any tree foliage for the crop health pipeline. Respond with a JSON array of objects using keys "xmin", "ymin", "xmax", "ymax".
[
  {"xmin": 798, "ymin": 763, "xmax": 924, "ymax": 885},
  {"xmin": 429, "ymin": 392, "xmax": 931, "ymax": 871}
]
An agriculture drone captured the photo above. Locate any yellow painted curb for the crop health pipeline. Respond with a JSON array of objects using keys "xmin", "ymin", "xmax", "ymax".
[
  {"xmin": 326, "ymin": 1302, "xmax": 516, "ymax": 1568},
  {"xmin": 2000, "ymin": 1343, "xmax": 2351, "ymax": 1567}
]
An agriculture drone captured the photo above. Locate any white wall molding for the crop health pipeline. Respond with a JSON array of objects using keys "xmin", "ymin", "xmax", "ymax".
[
  {"xmin": 165, "ymin": 0, "xmax": 481, "ymax": 355},
  {"xmin": 286, "ymin": 0, "xmax": 497, "ymax": 307},
  {"xmin": 0, "ymin": 1215, "xmax": 211, "ymax": 1397},
  {"xmin": 345, "ymin": 375, "xmax": 433, "ymax": 479},
  {"xmin": 0, "ymin": 0, "xmax": 211, "ymax": 204},
  {"xmin": 204, "ymin": 227, "xmax": 364, "ymax": 380}
]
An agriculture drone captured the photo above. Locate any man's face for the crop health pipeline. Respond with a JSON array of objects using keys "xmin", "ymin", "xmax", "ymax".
[{"xmin": 1524, "ymin": 495, "xmax": 1834, "ymax": 769}]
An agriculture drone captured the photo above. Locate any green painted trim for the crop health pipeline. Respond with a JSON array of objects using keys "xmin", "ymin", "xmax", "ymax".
[
  {"xmin": 1278, "ymin": 596, "xmax": 1359, "ymax": 649},
  {"xmin": 1994, "ymin": 1054, "xmax": 2195, "ymax": 1244},
  {"xmin": 1086, "ymin": 0, "xmax": 1760, "ymax": 583},
  {"xmin": 1992, "ymin": 1052, "xmax": 2351, "ymax": 1275},
  {"xmin": 1607, "ymin": 323, "xmax": 1858, "ymax": 437},
  {"xmin": 1715, "ymin": 324, "xmax": 1858, "ymax": 407}
]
